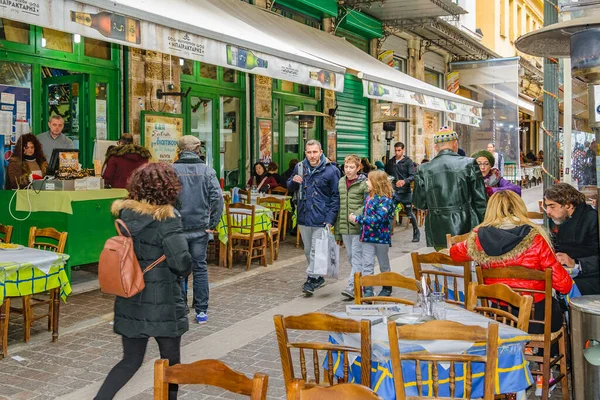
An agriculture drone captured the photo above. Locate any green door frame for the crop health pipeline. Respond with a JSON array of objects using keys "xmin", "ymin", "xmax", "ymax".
[
  {"xmin": 272, "ymin": 92, "xmax": 320, "ymax": 169},
  {"xmin": 181, "ymin": 82, "xmax": 246, "ymax": 188}
]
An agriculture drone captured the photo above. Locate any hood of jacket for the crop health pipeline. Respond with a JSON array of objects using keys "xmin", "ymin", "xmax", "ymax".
[
  {"xmin": 343, "ymin": 173, "xmax": 367, "ymax": 185},
  {"xmin": 467, "ymin": 225, "xmax": 537, "ymax": 263},
  {"xmin": 111, "ymin": 199, "xmax": 176, "ymax": 236},
  {"xmin": 174, "ymin": 151, "xmax": 204, "ymax": 164},
  {"xmin": 106, "ymin": 144, "xmax": 151, "ymax": 160}
]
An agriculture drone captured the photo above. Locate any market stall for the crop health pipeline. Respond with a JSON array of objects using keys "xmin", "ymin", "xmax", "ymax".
[{"xmin": 0, "ymin": 189, "xmax": 127, "ymax": 280}]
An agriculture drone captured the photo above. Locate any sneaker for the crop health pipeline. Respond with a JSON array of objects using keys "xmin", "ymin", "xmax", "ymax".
[
  {"xmin": 196, "ymin": 312, "xmax": 208, "ymax": 324},
  {"xmin": 363, "ymin": 288, "xmax": 374, "ymax": 298},
  {"xmin": 535, "ymin": 371, "xmax": 555, "ymax": 397},
  {"xmin": 378, "ymin": 286, "xmax": 393, "ymax": 297},
  {"xmin": 302, "ymin": 278, "xmax": 315, "ymax": 296},
  {"xmin": 312, "ymin": 276, "xmax": 326, "ymax": 291},
  {"xmin": 341, "ymin": 287, "xmax": 355, "ymax": 300}
]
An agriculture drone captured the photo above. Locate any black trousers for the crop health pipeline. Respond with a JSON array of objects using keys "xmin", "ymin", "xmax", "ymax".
[
  {"xmin": 393, "ymin": 192, "xmax": 418, "ymax": 229},
  {"xmin": 95, "ymin": 335, "xmax": 182, "ymax": 400}
]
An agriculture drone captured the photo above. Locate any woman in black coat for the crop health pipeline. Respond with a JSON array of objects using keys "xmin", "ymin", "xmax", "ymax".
[{"xmin": 95, "ymin": 163, "xmax": 192, "ymax": 400}]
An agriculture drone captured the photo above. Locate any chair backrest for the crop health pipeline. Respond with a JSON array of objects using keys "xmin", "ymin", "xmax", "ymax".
[
  {"xmin": 273, "ymin": 312, "xmax": 372, "ymax": 393},
  {"xmin": 28, "ymin": 226, "xmax": 68, "ymax": 253},
  {"xmin": 270, "ymin": 186, "xmax": 288, "ymax": 196},
  {"xmin": 154, "ymin": 359, "xmax": 268, "ymax": 400},
  {"xmin": 287, "ymin": 380, "xmax": 381, "ymax": 400},
  {"xmin": 526, "ymin": 211, "xmax": 544, "ymax": 220},
  {"xmin": 354, "ymin": 272, "xmax": 419, "ymax": 305},
  {"xmin": 466, "ymin": 282, "xmax": 533, "ymax": 331},
  {"xmin": 445, "ymin": 232, "xmax": 471, "ymax": 249},
  {"xmin": 387, "ymin": 320, "xmax": 499, "ymax": 400},
  {"xmin": 476, "ymin": 266, "xmax": 552, "ymax": 343},
  {"xmin": 538, "ymin": 200, "xmax": 544, "ymax": 213},
  {"xmin": 223, "ymin": 193, "xmax": 231, "ymax": 205},
  {"xmin": 238, "ymin": 189, "xmax": 250, "ymax": 204},
  {"xmin": 226, "ymin": 203, "xmax": 256, "ymax": 238},
  {"xmin": 257, "ymin": 197, "xmax": 285, "ymax": 229},
  {"xmin": 0, "ymin": 224, "xmax": 13, "ymax": 243},
  {"xmin": 411, "ymin": 252, "xmax": 471, "ymax": 306}
]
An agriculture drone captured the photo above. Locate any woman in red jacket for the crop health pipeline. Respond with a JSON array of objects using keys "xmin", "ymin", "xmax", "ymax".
[{"xmin": 450, "ymin": 190, "xmax": 571, "ymax": 328}]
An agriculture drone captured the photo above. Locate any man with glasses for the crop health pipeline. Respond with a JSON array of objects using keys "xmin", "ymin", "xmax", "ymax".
[{"xmin": 544, "ymin": 183, "xmax": 599, "ymax": 295}]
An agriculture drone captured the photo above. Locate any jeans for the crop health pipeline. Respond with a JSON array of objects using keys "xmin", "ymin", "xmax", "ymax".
[
  {"xmin": 184, "ymin": 232, "xmax": 209, "ymax": 315},
  {"xmin": 342, "ymin": 234, "xmax": 363, "ymax": 289},
  {"xmin": 298, "ymin": 225, "xmax": 326, "ymax": 278},
  {"xmin": 361, "ymin": 242, "xmax": 391, "ymax": 277},
  {"xmin": 95, "ymin": 336, "xmax": 182, "ymax": 400}
]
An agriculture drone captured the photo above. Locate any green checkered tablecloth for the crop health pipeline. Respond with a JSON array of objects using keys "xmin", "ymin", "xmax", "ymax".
[
  {"xmin": 0, "ymin": 248, "xmax": 71, "ymax": 304},
  {"xmin": 216, "ymin": 205, "xmax": 273, "ymax": 244}
]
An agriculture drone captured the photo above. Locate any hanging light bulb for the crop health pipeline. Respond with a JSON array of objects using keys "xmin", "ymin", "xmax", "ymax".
[
  {"xmin": 73, "ymin": 34, "xmax": 81, "ymax": 43},
  {"xmin": 179, "ymin": 58, "xmax": 185, "ymax": 66},
  {"xmin": 41, "ymin": 37, "xmax": 47, "ymax": 47}
]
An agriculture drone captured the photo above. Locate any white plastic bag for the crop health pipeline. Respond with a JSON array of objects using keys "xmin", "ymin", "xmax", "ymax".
[{"xmin": 314, "ymin": 228, "xmax": 339, "ymax": 278}]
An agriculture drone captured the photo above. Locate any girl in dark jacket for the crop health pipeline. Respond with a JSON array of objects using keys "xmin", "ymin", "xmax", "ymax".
[{"xmin": 95, "ymin": 163, "xmax": 192, "ymax": 400}]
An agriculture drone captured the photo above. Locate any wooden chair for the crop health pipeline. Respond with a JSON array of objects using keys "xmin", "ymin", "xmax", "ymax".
[
  {"xmin": 0, "ymin": 297, "xmax": 9, "ymax": 360},
  {"xmin": 527, "ymin": 211, "xmax": 544, "ymax": 220},
  {"xmin": 538, "ymin": 200, "xmax": 544, "ymax": 213},
  {"xmin": 0, "ymin": 224, "xmax": 13, "ymax": 243},
  {"xmin": 154, "ymin": 359, "xmax": 268, "ymax": 400},
  {"xmin": 238, "ymin": 189, "xmax": 251, "ymax": 204},
  {"xmin": 273, "ymin": 312, "xmax": 372, "ymax": 393},
  {"xmin": 10, "ymin": 227, "xmax": 67, "ymax": 342},
  {"xmin": 411, "ymin": 252, "xmax": 471, "ymax": 307},
  {"xmin": 287, "ymin": 379, "xmax": 382, "ymax": 400},
  {"xmin": 353, "ymin": 272, "xmax": 419, "ymax": 305},
  {"xmin": 226, "ymin": 203, "xmax": 268, "ymax": 270},
  {"xmin": 223, "ymin": 193, "xmax": 231, "ymax": 204},
  {"xmin": 296, "ymin": 228, "xmax": 302, "ymax": 248},
  {"xmin": 466, "ymin": 282, "xmax": 533, "ymax": 332},
  {"xmin": 257, "ymin": 197, "xmax": 285, "ymax": 263},
  {"xmin": 388, "ymin": 320, "xmax": 499, "ymax": 400},
  {"xmin": 445, "ymin": 232, "xmax": 471, "ymax": 249},
  {"xmin": 476, "ymin": 266, "xmax": 569, "ymax": 400},
  {"xmin": 269, "ymin": 186, "xmax": 288, "ymax": 195}
]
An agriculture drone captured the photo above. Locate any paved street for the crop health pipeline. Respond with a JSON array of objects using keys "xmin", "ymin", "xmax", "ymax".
[{"xmin": 1, "ymin": 186, "xmax": 567, "ymax": 400}]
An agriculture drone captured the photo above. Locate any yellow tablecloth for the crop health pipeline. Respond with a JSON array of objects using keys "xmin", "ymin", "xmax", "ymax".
[
  {"xmin": 216, "ymin": 206, "xmax": 273, "ymax": 244},
  {"xmin": 15, "ymin": 189, "xmax": 128, "ymax": 214},
  {"xmin": 0, "ymin": 249, "xmax": 71, "ymax": 304}
]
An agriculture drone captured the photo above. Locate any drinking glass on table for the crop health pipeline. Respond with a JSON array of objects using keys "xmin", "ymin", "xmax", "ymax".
[
  {"xmin": 432, "ymin": 292, "xmax": 447, "ymax": 320},
  {"xmin": 413, "ymin": 294, "xmax": 429, "ymax": 316}
]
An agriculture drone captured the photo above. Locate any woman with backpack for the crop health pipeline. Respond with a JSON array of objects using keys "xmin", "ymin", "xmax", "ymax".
[{"xmin": 95, "ymin": 163, "xmax": 192, "ymax": 400}]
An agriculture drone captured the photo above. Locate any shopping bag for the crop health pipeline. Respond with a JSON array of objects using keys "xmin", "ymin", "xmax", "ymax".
[{"xmin": 314, "ymin": 228, "xmax": 340, "ymax": 278}]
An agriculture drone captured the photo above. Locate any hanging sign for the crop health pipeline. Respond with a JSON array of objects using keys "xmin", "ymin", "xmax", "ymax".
[
  {"xmin": 363, "ymin": 80, "xmax": 482, "ymax": 123},
  {"xmin": 0, "ymin": 0, "xmax": 345, "ymax": 92}
]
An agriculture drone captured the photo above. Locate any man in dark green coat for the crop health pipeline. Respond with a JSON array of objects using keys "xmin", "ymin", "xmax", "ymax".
[{"xmin": 413, "ymin": 127, "xmax": 487, "ymax": 249}]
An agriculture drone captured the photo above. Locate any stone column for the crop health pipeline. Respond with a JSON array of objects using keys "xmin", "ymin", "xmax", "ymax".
[{"xmin": 407, "ymin": 39, "xmax": 425, "ymax": 162}]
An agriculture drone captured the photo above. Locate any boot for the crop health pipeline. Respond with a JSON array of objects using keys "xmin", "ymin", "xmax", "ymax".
[{"xmin": 412, "ymin": 226, "xmax": 420, "ymax": 242}]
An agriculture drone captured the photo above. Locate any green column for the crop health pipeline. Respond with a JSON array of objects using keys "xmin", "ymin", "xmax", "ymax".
[{"xmin": 543, "ymin": 0, "xmax": 559, "ymax": 191}]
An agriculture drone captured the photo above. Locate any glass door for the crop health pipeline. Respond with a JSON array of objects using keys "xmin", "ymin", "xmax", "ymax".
[
  {"xmin": 187, "ymin": 94, "xmax": 217, "ymax": 168},
  {"xmin": 42, "ymin": 74, "xmax": 88, "ymax": 165},
  {"xmin": 220, "ymin": 95, "xmax": 241, "ymax": 187}
]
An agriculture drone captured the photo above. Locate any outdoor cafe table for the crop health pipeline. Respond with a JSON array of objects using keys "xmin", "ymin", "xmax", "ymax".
[
  {"xmin": 0, "ymin": 247, "xmax": 71, "ymax": 359},
  {"xmin": 327, "ymin": 305, "xmax": 533, "ymax": 399},
  {"xmin": 215, "ymin": 204, "xmax": 273, "ymax": 267}
]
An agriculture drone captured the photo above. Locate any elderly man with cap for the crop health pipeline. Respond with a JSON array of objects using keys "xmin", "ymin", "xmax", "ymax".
[
  {"xmin": 413, "ymin": 127, "xmax": 487, "ymax": 249},
  {"xmin": 172, "ymin": 135, "xmax": 223, "ymax": 324}
]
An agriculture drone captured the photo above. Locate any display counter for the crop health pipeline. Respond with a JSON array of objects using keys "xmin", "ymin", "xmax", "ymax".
[{"xmin": 0, "ymin": 189, "xmax": 127, "ymax": 280}]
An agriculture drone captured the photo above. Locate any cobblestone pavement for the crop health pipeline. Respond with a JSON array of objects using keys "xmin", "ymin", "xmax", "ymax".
[{"xmin": 1, "ymin": 187, "xmax": 568, "ymax": 400}]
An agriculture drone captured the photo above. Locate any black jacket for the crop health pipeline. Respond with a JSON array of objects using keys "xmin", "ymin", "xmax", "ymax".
[
  {"xmin": 386, "ymin": 155, "xmax": 415, "ymax": 194},
  {"xmin": 111, "ymin": 199, "xmax": 192, "ymax": 338},
  {"xmin": 551, "ymin": 204, "xmax": 599, "ymax": 295}
]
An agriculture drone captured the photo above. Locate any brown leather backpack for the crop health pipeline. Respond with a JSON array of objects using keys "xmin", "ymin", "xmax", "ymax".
[{"xmin": 98, "ymin": 219, "xmax": 165, "ymax": 298}]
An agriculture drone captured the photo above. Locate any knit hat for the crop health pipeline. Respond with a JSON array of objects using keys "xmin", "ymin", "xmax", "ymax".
[
  {"xmin": 375, "ymin": 160, "xmax": 385, "ymax": 170},
  {"xmin": 178, "ymin": 135, "xmax": 201, "ymax": 152},
  {"xmin": 433, "ymin": 126, "xmax": 458, "ymax": 144},
  {"xmin": 471, "ymin": 150, "xmax": 495, "ymax": 167}
]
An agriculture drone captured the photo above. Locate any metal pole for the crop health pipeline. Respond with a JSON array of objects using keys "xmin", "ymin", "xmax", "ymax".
[{"xmin": 543, "ymin": 0, "xmax": 560, "ymax": 191}]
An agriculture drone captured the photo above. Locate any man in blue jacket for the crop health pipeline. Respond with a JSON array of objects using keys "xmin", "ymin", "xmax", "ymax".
[
  {"xmin": 173, "ymin": 135, "xmax": 224, "ymax": 324},
  {"xmin": 288, "ymin": 140, "xmax": 341, "ymax": 295}
]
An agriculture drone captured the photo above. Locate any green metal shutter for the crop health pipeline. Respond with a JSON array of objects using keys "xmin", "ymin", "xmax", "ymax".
[{"xmin": 335, "ymin": 29, "xmax": 370, "ymax": 163}]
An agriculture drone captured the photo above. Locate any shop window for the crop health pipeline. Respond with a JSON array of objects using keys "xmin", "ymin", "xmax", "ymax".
[
  {"xmin": 0, "ymin": 19, "xmax": 29, "ymax": 45},
  {"xmin": 220, "ymin": 96, "xmax": 241, "ymax": 185},
  {"xmin": 424, "ymin": 69, "xmax": 442, "ymax": 88},
  {"xmin": 200, "ymin": 63, "xmax": 217, "ymax": 80},
  {"xmin": 281, "ymin": 80, "xmax": 294, "ymax": 92},
  {"xmin": 190, "ymin": 96, "xmax": 214, "ymax": 166},
  {"xmin": 297, "ymin": 84, "xmax": 310, "ymax": 95},
  {"xmin": 223, "ymin": 68, "xmax": 237, "ymax": 83},
  {"xmin": 42, "ymin": 28, "xmax": 73, "ymax": 53},
  {"xmin": 0, "ymin": 61, "xmax": 31, "ymax": 87},
  {"xmin": 181, "ymin": 59, "xmax": 194, "ymax": 76},
  {"xmin": 84, "ymin": 37, "xmax": 111, "ymax": 60}
]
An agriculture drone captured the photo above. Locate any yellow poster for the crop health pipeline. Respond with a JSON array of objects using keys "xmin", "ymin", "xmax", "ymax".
[{"xmin": 143, "ymin": 113, "xmax": 183, "ymax": 163}]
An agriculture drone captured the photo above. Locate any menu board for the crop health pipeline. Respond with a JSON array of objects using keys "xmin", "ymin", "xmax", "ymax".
[{"xmin": 141, "ymin": 111, "xmax": 183, "ymax": 163}]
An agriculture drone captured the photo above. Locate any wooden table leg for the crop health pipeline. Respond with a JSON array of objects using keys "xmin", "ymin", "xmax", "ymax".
[
  {"xmin": 505, "ymin": 393, "xmax": 516, "ymax": 400},
  {"xmin": 219, "ymin": 241, "xmax": 227, "ymax": 268},
  {"xmin": 0, "ymin": 297, "xmax": 10, "ymax": 359},
  {"xmin": 51, "ymin": 288, "xmax": 60, "ymax": 342}
]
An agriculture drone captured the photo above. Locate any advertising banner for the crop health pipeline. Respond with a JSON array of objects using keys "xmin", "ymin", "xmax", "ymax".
[
  {"xmin": 0, "ymin": 0, "xmax": 345, "ymax": 92},
  {"xmin": 363, "ymin": 80, "xmax": 482, "ymax": 122},
  {"xmin": 142, "ymin": 112, "xmax": 183, "ymax": 163}
]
